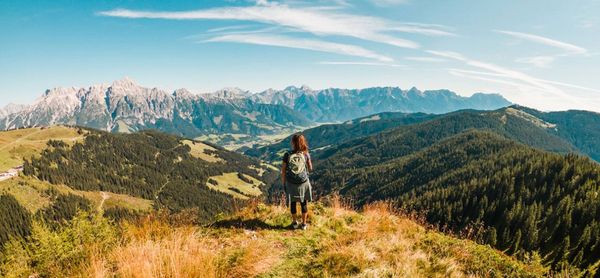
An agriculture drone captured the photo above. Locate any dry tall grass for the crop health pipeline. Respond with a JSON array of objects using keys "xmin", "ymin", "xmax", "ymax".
[
  {"xmin": 86, "ymin": 211, "xmax": 282, "ymax": 278},
  {"xmin": 2, "ymin": 202, "xmax": 545, "ymax": 277},
  {"xmin": 110, "ymin": 229, "xmax": 218, "ymax": 278}
]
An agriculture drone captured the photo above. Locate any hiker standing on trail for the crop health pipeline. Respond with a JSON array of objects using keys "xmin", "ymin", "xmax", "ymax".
[{"xmin": 281, "ymin": 133, "xmax": 313, "ymax": 230}]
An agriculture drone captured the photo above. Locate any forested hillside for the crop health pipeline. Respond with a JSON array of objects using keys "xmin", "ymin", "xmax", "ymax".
[
  {"xmin": 516, "ymin": 106, "xmax": 600, "ymax": 161},
  {"xmin": 312, "ymin": 107, "xmax": 588, "ymax": 165},
  {"xmin": 245, "ymin": 112, "xmax": 437, "ymax": 162},
  {"xmin": 250, "ymin": 105, "xmax": 600, "ymax": 164},
  {"xmin": 21, "ymin": 130, "xmax": 278, "ymax": 220},
  {"xmin": 310, "ymin": 129, "xmax": 600, "ymax": 274},
  {"xmin": 0, "ymin": 127, "xmax": 280, "ymax": 249},
  {"xmin": 244, "ymin": 105, "xmax": 600, "ymax": 273}
]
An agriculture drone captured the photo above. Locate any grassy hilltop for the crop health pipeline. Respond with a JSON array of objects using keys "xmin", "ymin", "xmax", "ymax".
[
  {"xmin": 0, "ymin": 126, "xmax": 84, "ymax": 172},
  {"xmin": 0, "ymin": 200, "xmax": 546, "ymax": 277}
]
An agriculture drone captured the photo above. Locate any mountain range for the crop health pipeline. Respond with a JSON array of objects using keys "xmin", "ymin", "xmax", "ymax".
[
  {"xmin": 0, "ymin": 78, "xmax": 311, "ymax": 138},
  {"xmin": 248, "ymin": 85, "xmax": 512, "ymax": 122},
  {"xmin": 0, "ymin": 78, "xmax": 511, "ymax": 140}
]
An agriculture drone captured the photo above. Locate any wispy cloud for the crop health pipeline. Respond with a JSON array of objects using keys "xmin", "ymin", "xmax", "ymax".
[
  {"xmin": 448, "ymin": 69, "xmax": 535, "ymax": 91},
  {"xmin": 515, "ymin": 56, "xmax": 555, "ymax": 68},
  {"xmin": 495, "ymin": 30, "xmax": 588, "ymax": 68},
  {"xmin": 495, "ymin": 30, "xmax": 587, "ymax": 54},
  {"xmin": 450, "ymin": 68, "xmax": 600, "ymax": 94},
  {"xmin": 205, "ymin": 34, "xmax": 394, "ymax": 62},
  {"xmin": 427, "ymin": 50, "xmax": 600, "ymax": 109},
  {"xmin": 99, "ymin": 5, "xmax": 454, "ymax": 51},
  {"xmin": 206, "ymin": 25, "xmax": 258, "ymax": 33},
  {"xmin": 318, "ymin": 61, "xmax": 406, "ymax": 67},
  {"xmin": 389, "ymin": 25, "xmax": 455, "ymax": 37},
  {"xmin": 404, "ymin": 56, "xmax": 447, "ymax": 63},
  {"xmin": 578, "ymin": 19, "xmax": 596, "ymax": 29},
  {"xmin": 370, "ymin": 0, "xmax": 409, "ymax": 6}
]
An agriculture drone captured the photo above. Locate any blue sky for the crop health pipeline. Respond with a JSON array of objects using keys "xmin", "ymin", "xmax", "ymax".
[{"xmin": 1, "ymin": 0, "xmax": 599, "ymax": 111}]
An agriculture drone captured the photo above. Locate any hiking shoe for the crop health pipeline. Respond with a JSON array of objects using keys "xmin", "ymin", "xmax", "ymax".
[
  {"xmin": 292, "ymin": 221, "xmax": 300, "ymax": 229},
  {"xmin": 301, "ymin": 223, "xmax": 308, "ymax": 230}
]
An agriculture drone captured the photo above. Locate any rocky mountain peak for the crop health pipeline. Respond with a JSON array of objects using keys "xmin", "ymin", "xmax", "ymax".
[
  {"xmin": 0, "ymin": 103, "xmax": 28, "ymax": 117},
  {"xmin": 203, "ymin": 87, "xmax": 251, "ymax": 100},
  {"xmin": 299, "ymin": 84, "xmax": 312, "ymax": 91},
  {"xmin": 111, "ymin": 77, "xmax": 138, "ymax": 89},
  {"xmin": 173, "ymin": 88, "xmax": 195, "ymax": 99},
  {"xmin": 43, "ymin": 87, "xmax": 79, "ymax": 97}
]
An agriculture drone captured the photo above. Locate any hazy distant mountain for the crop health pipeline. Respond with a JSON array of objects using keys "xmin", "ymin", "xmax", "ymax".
[
  {"xmin": 249, "ymin": 86, "xmax": 512, "ymax": 122},
  {"xmin": 0, "ymin": 78, "xmax": 311, "ymax": 138}
]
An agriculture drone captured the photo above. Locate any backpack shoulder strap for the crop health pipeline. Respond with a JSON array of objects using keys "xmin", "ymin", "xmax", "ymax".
[{"xmin": 283, "ymin": 151, "xmax": 290, "ymax": 164}]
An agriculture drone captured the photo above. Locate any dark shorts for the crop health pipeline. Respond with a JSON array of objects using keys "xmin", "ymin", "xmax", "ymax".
[{"xmin": 290, "ymin": 200, "xmax": 308, "ymax": 214}]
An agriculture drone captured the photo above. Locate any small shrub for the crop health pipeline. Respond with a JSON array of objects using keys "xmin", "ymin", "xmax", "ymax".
[{"xmin": 0, "ymin": 210, "xmax": 116, "ymax": 277}]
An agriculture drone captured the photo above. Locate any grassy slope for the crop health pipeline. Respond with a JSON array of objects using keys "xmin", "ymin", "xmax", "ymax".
[
  {"xmin": 206, "ymin": 172, "xmax": 264, "ymax": 199},
  {"xmin": 1, "ymin": 201, "xmax": 546, "ymax": 277},
  {"xmin": 0, "ymin": 176, "xmax": 153, "ymax": 213},
  {"xmin": 182, "ymin": 139, "xmax": 224, "ymax": 163},
  {"xmin": 0, "ymin": 126, "xmax": 84, "ymax": 172}
]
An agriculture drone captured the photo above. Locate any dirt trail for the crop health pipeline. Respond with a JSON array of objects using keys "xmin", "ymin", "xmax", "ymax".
[{"xmin": 99, "ymin": 191, "xmax": 110, "ymax": 210}]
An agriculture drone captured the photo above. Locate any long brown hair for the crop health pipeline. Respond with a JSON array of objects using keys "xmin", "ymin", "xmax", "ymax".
[{"xmin": 291, "ymin": 134, "xmax": 309, "ymax": 153}]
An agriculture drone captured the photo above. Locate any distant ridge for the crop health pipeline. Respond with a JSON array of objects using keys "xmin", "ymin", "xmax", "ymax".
[
  {"xmin": 248, "ymin": 86, "xmax": 512, "ymax": 122},
  {"xmin": 0, "ymin": 78, "xmax": 511, "ymax": 138},
  {"xmin": 0, "ymin": 78, "xmax": 312, "ymax": 138}
]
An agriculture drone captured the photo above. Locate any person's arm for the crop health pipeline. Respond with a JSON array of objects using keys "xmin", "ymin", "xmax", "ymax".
[
  {"xmin": 306, "ymin": 152, "xmax": 313, "ymax": 172},
  {"xmin": 281, "ymin": 162, "xmax": 287, "ymax": 186},
  {"xmin": 281, "ymin": 152, "xmax": 288, "ymax": 192}
]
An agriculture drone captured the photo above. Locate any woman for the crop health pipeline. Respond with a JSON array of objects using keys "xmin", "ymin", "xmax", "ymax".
[{"xmin": 281, "ymin": 133, "xmax": 313, "ymax": 230}]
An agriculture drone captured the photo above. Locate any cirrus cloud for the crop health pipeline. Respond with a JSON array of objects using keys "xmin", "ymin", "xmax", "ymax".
[
  {"xmin": 99, "ymin": 4, "xmax": 455, "ymax": 51},
  {"xmin": 204, "ymin": 34, "xmax": 395, "ymax": 62},
  {"xmin": 495, "ymin": 30, "xmax": 588, "ymax": 68}
]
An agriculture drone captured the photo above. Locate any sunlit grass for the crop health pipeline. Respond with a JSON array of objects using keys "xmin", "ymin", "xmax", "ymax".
[
  {"xmin": 206, "ymin": 172, "xmax": 264, "ymax": 199},
  {"xmin": 1, "ymin": 200, "xmax": 546, "ymax": 277},
  {"xmin": 0, "ymin": 176, "xmax": 153, "ymax": 213},
  {"xmin": 0, "ymin": 126, "xmax": 84, "ymax": 172}
]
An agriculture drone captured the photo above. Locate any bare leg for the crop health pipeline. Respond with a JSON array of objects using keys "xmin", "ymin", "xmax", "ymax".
[
  {"xmin": 301, "ymin": 201, "xmax": 308, "ymax": 224},
  {"xmin": 290, "ymin": 201, "xmax": 298, "ymax": 224}
]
